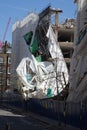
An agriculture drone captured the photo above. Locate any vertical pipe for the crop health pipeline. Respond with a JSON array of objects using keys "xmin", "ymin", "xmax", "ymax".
[
  {"xmin": 55, "ymin": 12, "xmax": 58, "ymax": 40},
  {"xmin": 6, "ymin": 123, "xmax": 10, "ymax": 130}
]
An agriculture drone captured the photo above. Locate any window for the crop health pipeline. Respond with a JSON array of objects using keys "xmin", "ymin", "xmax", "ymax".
[
  {"xmin": 8, "ymin": 57, "xmax": 11, "ymax": 64},
  {"xmin": 0, "ymin": 65, "xmax": 3, "ymax": 73},
  {"xmin": 0, "ymin": 76, "xmax": 2, "ymax": 85},
  {"xmin": 0, "ymin": 57, "xmax": 3, "ymax": 63},
  {"xmin": 8, "ymin": 67, "xmax": 11, "ymax": 74},
  {"xmin": 7, "ymin": 78, "xmax": 10, "ymax": 85}
]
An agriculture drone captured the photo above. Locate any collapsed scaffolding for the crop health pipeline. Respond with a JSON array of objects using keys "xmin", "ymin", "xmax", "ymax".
[{"xmin": 12, "ymin": 6, "xmax": 74, "ymax": 100}]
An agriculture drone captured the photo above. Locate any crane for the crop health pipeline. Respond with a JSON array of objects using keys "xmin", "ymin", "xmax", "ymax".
[{"xmin": 0, "ymin": 17, "xmax": 11, "ymax": 48}]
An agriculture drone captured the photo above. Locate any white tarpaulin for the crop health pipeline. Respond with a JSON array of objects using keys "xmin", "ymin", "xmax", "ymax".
[
  {"xmin": 47, "ymin": 25, "xmax": 69, "ymax": 92},
  {"xmin": 16, "ymin": 57, "xmax": 36, "ymax": 90},
  {"xmin": 31, "ymin": 55, "xmax": 57, "ymax": 96},
  {"xmin": 16, "ymin": 56, "xmax": 56, "ymax": 99},
  {"xmin": 16, "ymin": 25, "xmax": 69, "ymax": 99}
]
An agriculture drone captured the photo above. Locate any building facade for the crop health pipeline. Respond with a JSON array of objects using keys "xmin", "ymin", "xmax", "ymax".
[
  {"xmin": 58, "ymin": 18, "xmax": 75, "ymax": 70},
  {"xmin": 0, "ymin": 41, "xmax": 11, "ymax": 93}
]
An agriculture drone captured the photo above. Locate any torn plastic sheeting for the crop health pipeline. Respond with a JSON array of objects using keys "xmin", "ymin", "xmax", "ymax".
[
  {"xmin": 46, "ymin": 25, "xmax": 69, "ymax": 89},
  {"xmin": 16, "ymin": 57, "xmax": 36, "ymax": 90}
]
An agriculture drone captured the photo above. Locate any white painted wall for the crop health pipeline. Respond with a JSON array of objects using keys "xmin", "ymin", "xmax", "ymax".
[{"xmin": 67, "ymin": 0, "xmax": 87, "ymax": 102}]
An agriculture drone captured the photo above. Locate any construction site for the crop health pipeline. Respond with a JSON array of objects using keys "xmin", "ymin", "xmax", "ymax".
[
  {"xmin": 1, "ymin": 1, "xmax": 87, "ymax": 129},
  {"xmin": 11, "ymin": 6, "xmax": 74, "ymax": 98},
  {"xmin": 0, "ymin": 6, "xmax": 75, "ymax": 100}
]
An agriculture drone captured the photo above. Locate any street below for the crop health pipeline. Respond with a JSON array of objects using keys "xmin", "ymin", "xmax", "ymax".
[{"xmin": 0, "ymin": 108, "xmax": 57, "ymax": 130}]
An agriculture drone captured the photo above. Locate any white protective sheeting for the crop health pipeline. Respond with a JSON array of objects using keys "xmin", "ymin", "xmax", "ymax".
[
  {"xmin": 16, "ymin": 57, "xmax": 36, "ymax": 90},
  {"xmin": 31, "ymin": 55, "xmax": 57, "ymax": 96},
  {"xmin": 16, "ymin": 24, "xmax": 69, "ymax": 99},
  {"xmin": 47, "ymin": 25, "xmax": 69, "ymax": 92},
  {"xmin": 11, "ymin": 13, "xmax": 39, "ymax": 88},
  {"xmin": 16, "ymin": 56, "xmax": 56, "ymax": 99}
]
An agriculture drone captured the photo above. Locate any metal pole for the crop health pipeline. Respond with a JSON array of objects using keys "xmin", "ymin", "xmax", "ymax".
[
  {"xmin": 55, "ymin": 12, "xmax": 59, "ymax": 95},
  {"xmin": 55, "ymin": 12, "xmax": 58, "ymax": 40},
  {"xmin": 6, "ymin": 123, "xmax": 10, "ymax": 130}
]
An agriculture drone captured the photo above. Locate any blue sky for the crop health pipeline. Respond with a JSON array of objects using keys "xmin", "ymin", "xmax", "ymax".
[{"xmin": 0, "ymin": 0, "xmax": 76, "ymax": 43}]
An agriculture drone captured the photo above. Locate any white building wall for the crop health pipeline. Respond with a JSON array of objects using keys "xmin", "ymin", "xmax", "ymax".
[
  {"xmin": 67, "ymin": 0, "xmax": 87, "ymax": 102},
  {"xmin": 11, "ymin": 13, "xmax": 39, "ymax": 88},
  {"xmin": 74, "ymin": 0, "xmax": 87, "ymax": 44}
]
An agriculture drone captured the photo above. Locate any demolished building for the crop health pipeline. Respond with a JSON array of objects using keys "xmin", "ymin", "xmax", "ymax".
[{"xmin": 11, "ymin": 6, "xmax": 75, "ymax": 99}]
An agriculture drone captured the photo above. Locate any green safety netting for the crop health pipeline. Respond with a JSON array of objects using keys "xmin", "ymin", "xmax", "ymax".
[
  {"xmin": 29, "ymin": 34, "xmax": 39, "ymax": 53},
  {"xmin": 24, "ymin": 31, "xmax": 33, "ymax": 45},
  {"xmin": 35, "ymin": 55, "xmax": 42, "ymax": 62},
  {"xmin": 26, "ymin": 74, "xmax": 32, "ymax": 82},
  {"xmin": 47, "ymin": 87, "xmax": 53, "ymax": 97},
  {"xmin": 24, "ymin": 31, "xmax": 39, "ymax": 54}
]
